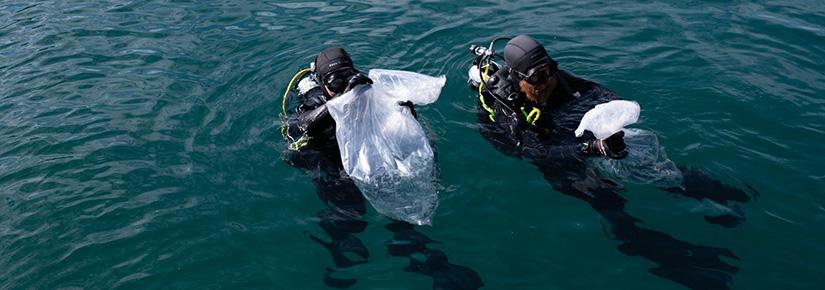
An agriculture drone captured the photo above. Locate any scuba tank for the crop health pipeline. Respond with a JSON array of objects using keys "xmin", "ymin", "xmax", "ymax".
[
  {"xmin": 467, "ymin": 44, "xmax": 500, "ymax": 89},
  {"xmin": 467, "ymin": 37, "xmax": 522, "ymax": 119}
]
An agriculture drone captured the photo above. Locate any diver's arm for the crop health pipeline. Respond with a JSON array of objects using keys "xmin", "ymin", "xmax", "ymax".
[
  {"xmin": 293, "ymin": 73, "xmax": 373, "ymax": 138},
  {"xmin": 520, "ymin": 131, "xmax": 628, "ymax": 162},
  {"xmin": 297, "ymin": 103, "xmax": 334, "ymax": 136},
  {"xmin": 295, "ymin": 86, "xmax": 334, "ymax": 138}
]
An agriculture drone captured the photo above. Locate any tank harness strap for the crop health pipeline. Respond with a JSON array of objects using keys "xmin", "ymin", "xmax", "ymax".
[
  {"xmin": 280, "ymin": 68, "xmax": 312, "ymax": 149},
  {"xmin": 478, "ymin": 64, "xmax": 495, "ymax": 122},
  {"xmin": 520, "ymin": 106, "xmax": 541, "ymax": 126},
  {"xmin": 288, "ymin": 135, "xmax": 311, "ymax": 151}
]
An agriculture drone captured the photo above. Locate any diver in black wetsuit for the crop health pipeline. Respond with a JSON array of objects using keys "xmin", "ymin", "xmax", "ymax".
[
  {"xmin": 469, "ymin": 35, "xmax": 755, "ymax": 290},
  {"xmin": 472, "ymin": 35, "xmax": 628, "ymax": 161},
  {"xmin": 283, "ymin": 47, "xmax": 482, "ymax": 289}
]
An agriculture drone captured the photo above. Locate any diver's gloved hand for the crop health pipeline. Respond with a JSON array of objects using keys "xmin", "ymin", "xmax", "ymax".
[
  {"xmin": 343, "ymin": 73, "xmax": 373, "ymax": 93},
  {"xmin": 581, "ymin": 131, "xmax": 628, "ymax": 159},
  {"xmin": 397, "ymin": 100, "xmax": 418, "ymax": 119}
]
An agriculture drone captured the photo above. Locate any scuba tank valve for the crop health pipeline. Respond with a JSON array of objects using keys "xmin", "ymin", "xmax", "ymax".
[
  {"xmin": 468, "ymin": 37, "xmax": 519, "ymax": 120},
  {"xmin": 469, "ymin": 44, "xmax": 489, "ymax": 87},
  {"xmin": 469, "ymin": 44, "xmax": 494, "ymax": 57},
  {"xmin": 467, "ymin": 44, "xmax": 499, "ymax": 87}
]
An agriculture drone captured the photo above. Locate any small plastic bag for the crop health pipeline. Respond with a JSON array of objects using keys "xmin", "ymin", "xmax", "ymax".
[
  {"xmin": 593, "ymin": 128, "xmax": 684, "ymax": 188},
  {"xmin": 576, "ymin": 100, "xmax": 683, "ymax": 188},
  {"xmin": 575, "ymin": 100, "xmax": 640, "ymax": 140},
  {"xmin": 325, "ymin": 70, "xmax": 445, "ymax": 225}
]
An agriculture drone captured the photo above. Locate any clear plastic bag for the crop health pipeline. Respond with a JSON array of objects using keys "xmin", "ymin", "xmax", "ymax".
[
  {"xmin": 575, "ymin": 100, "xmax": 683, "ymax": 187},
  {"xmin": 367, "ymin": 69, "xmax": 446, "ymax": 105},
  {"xmin": 593, "ymin": 128, "xmax": 684, "ymax": 188},
  {"xmin": 325, "ymin": 70, "xmax": 445, "ymax": 225},
  {"xmin": 575, "ymin": 100, "xmax": 640, "ymax": 140}
]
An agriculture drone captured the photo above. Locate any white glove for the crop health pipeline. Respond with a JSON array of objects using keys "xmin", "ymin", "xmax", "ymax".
[{"xmin": 297, "ymin": 77, "xmax": 319, "ymax": 95}]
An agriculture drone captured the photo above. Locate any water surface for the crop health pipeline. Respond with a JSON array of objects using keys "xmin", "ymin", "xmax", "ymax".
[{"xmin": 1, "ymin": 1, "xmax": 824, "ymax": 289}]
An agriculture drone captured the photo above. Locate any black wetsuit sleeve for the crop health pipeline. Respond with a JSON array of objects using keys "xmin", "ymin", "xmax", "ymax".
[
  {"xmin": 295, "ymin": 85, "xmax": 335, "ymax": 139},
  {"xmin": 488, "ymin": 103, "xmax": 587, "ymax": 162}
]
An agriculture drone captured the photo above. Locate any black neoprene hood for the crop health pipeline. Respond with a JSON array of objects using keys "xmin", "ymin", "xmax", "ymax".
[
  {"xmin": 314, "ymin": 47, "xmax": 354, "ymax": 80},
  {"xmin": 503, "ymin": 35, "xmax": 557, "ymax": 76}
]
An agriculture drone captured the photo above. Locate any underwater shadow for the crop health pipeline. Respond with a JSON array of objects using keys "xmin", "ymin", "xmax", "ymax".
[
  {"xmin": 531, "ymin": 156, "xmax": 740, "ymax": 290},
  {"xmin": 385, "ymin": 221, "xmax": 484, "ymax": 290},
  {"xmin": 286, "ymin": 148, "xmax": 483, "ymax": 289},
  {"xmin": 477, "ymin": 112, "xmax": 746, "ymax": 289},
  {"xmin": 663, "ymin": 166, "xmax": 758, "ymax": 228}
]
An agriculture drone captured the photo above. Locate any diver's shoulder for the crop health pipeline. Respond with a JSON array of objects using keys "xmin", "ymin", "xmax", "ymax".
[
  {"xmin": 557, "ymin": 69, "xmax": 589, "ymax": 83},
  {"xmin": 488, "ymin": 69, "xmax": 518, "ymax": 96},
  {"xmin": 489, "ymin": 68, "xmax": 510, "ymax": 85},
  {"xmin": 556, "ymin": 69, "xmax": 625, "ymax": 104}
]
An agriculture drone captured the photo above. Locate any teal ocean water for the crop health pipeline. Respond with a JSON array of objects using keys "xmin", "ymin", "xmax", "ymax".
[{"xmin": 2, "ymin": 1, "xmax": 824, "ymax": 289}]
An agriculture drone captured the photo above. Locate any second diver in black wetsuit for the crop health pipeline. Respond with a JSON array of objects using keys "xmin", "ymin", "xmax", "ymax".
[
  {"xmin": 282, "ymin": 47, "xmax": 482, "ymax": 289},
  {"xmin": 469, "ymin": 35, "xmax": 756, "ymax": 290}
]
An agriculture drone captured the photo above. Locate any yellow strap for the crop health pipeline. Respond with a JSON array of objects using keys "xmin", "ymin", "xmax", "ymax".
[
  {"xmin": 520, "ymin": 106, "xmax": 541, "ymax": 126},
  {"xmin": 280, "ymin": 68, "xmax": 311, "ymax": 138},
  {"xmin": 288, "ymin": 135, "xmax": 311, "ymax": 151},
  {"xmin": 477, "ymin": 64, "xmax": 495, "ymax": 122}
]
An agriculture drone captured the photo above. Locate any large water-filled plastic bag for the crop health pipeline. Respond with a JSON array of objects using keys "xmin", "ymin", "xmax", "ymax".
[
  {"xmin": 576, "ymin": 100, "xmax": 684, "ymax": 188},
  {"xmin": 594, "ymin": 128, "xmax": 684, "ymax": 188},
  {"xmin": 326, "ymin": 69, "xmax": 446, "ymax": 225}
]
